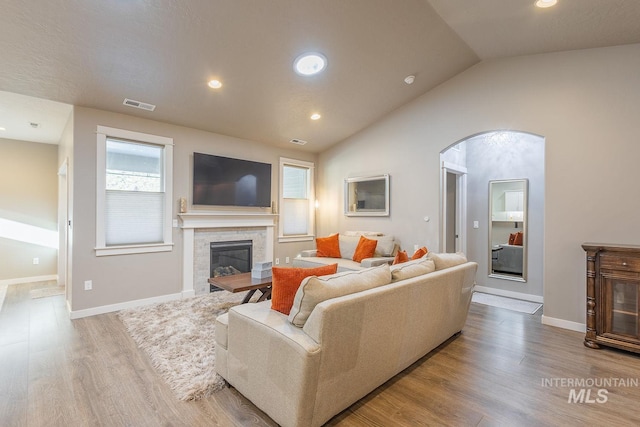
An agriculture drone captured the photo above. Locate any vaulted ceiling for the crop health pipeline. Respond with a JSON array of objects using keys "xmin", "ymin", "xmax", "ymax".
[{"xmin": 1, "ymin": 0, "xmax": 640, "ymax": 151}]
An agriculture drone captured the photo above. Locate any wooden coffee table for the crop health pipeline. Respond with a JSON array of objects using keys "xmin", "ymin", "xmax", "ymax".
[{"xmin": 208, "ymin": 272, "xmax": 272, "ymax": 304}]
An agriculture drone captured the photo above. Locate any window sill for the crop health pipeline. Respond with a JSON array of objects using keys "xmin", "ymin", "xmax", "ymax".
[
  {"xmin": 278, "ymin": 235, "xmax": 315, "ymax": 243},
  {"xmin": 95, "ymin": 242, "xmax": 174, "ymax": 257}
]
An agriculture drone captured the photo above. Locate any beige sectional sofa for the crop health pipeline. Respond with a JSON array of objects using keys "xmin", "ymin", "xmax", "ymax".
[
  {"xmin": 215, "ymin": 253, "xmax": 477, "ymax": 427},
  {"xmin": 292, "ymin": 232, "xmax": 398, "ymax": 271}
]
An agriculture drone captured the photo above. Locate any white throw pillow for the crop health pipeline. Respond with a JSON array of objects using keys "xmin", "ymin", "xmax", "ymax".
[
  {"xmin": 338, "ymin": 234, "xmax": 360, "ymax": 260},
  {"xmin": 288, "ymin": 264, "xmax": 392, "ymax": 327},
  {"xmin": 370, "ymin": 235, "xmax": 396, "ymax": 257}
]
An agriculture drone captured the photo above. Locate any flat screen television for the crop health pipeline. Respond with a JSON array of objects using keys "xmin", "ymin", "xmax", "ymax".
[{"xmin": 192, "ymin": 152, "xmax": 272, "ymax": 207}]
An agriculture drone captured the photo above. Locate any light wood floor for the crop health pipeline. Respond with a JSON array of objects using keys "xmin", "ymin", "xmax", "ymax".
[{"xmin": 2, "ymin": 282, "xmax": 640, "ymax": 427}]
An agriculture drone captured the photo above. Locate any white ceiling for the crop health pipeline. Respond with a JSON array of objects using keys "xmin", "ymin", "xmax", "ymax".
[{"xmin": 1, "ymin": 0, "xmax": 640, "ymax": 151}]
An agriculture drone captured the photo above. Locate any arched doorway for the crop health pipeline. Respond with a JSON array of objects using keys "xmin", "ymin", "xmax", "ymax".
[{"xmin": 440, "ymin": 130, "xmax": 545, "ymax": 301}]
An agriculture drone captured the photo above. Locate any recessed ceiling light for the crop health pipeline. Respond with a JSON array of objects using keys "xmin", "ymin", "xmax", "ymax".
[
  {"xmin": 310, "ymin": 113, "xmax": 321, "ymax": 120},
  {"xmin": 294, "ymin": 53, "xmax": 327, "ymax": 76},
  {"xmin": 535, "ymin": 0, "xmax": 557, "ymax": 8},
  {"xmin": 208, "ymin": 79, "xmax": 222, "ymax": 89},
  {"xmin": 290, "ymin": 138, "xmax": 308, "ymax": 145},
  {"xmin": 404, "ymin": 75, "xmax": 415, "ymax": 85}
]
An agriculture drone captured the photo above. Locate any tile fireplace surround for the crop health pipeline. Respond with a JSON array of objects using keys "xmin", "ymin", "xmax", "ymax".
[{"xmin": 179, "ymin": 213, "xmax": 277, "ymax": 296}]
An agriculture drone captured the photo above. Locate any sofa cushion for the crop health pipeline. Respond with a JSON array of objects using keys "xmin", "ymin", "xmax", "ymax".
[
  {"xmin": 353, "ymin": 236, "xmax": 377, "ymax": 262},
  {"xmin": 293, "ymin": 256, "xmax": 363, "ymax": 271},
  {"xmin": 428, "ymin": 252, "xmax": 468, "ymax": 270},
  {"xmin": 316, "ymin": 234, "xmax": 341, "ymax": 258},
  {"xmin": 390, "ymin": 257, "xmax": 435, "ymax": 282},
  {"xmin": 271, "ymin": 264, "xmax": 338, "ymax": 315},
  {"xmin": 288, "ymin": 264, "xmax": 392, "ymax": 327}
]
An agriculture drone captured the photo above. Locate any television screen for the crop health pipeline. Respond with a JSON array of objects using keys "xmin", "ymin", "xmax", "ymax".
[{"xmin": 193, "ymin": 153, "xmax": 272, "ymax": 207}]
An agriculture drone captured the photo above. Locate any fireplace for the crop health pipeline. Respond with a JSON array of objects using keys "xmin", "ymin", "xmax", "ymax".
[{"xmin": 210, "ymin": 240, "xmax": 252, "ymax": 292}]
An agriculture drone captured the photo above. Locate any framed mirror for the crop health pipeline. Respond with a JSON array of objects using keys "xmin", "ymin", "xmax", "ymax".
[
  {"xmin": 344, "ymin": 174, "xmax": 389, "ymax": 216},
  {"xmin": 489, "ymin": 179, "xmax": 528, "ymax": 282}
]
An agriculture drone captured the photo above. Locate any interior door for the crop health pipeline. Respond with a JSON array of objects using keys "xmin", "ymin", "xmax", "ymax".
[
  {"xmin": 441, "ymin": 162, "xmax": 467, "ymax": 254},
  {"xmin": 446, "ymin": 172, "xmax": 457, "ymax": 253}
]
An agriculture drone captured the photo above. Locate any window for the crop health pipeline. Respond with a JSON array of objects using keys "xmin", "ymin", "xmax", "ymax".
[
  {"xmin": 279, "ymin": 158, "xmax": 314, "ymax": 242},
  {"xmin": 96, "ymin": 126, "xmax": 173, "ymax": 256}
]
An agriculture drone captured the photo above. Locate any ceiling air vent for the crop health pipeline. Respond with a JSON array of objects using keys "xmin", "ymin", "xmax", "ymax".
[
  {"xmin": 289, "ymin": 138, "xmax": 308, "ymax": 145},
  {"xmin": 123, "ymin": 98, "xmax": 156, "ymax": 112}
]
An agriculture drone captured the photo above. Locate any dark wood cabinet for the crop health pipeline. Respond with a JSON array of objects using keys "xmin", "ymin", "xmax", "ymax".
[{"xmin": 583, "ymin": 243, "xmax": 640, "ymax": 354}]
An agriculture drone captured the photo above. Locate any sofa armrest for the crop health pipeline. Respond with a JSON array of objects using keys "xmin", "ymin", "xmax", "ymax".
[
  {"xmin": 299, "ymin": 249, "xmax": 318, "ymax": 257},
  {"xmin": 223, "ymin": 302, "xmax": 322, "ymax": 427},
  {"xmin": 360, "ymin": 256, "xmax": 394, "ymax": 268}
]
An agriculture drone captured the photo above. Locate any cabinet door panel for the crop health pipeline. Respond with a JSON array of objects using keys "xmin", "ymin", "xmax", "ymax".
[{"xmin": 603, "ymin": 277, "xmax": 639, "ymax": 338}]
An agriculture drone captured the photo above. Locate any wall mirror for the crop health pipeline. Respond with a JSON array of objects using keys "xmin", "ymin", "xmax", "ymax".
[
  {"xmin": 344, "ymin": 174, "xmax": 389, "ymax": 216},
  {"xmin": 489, "ymin": 179, "xmax": 528, "ymax": 282}
]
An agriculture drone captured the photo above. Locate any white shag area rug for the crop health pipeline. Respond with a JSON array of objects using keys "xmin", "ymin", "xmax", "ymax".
[
  {"xmin": 118, "ymin": 291, "xmax": 247, "ymax": 401},
  {"xmin": 472, "ymin": 292, "xmax": 542, "ymax": 314}
]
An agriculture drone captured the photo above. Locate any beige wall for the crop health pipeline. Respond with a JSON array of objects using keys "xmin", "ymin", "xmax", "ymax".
[
  {"xmin": 317, "ymin": 43, "xmax": 640, "ymax": 327},
  {"xmin": 69, "ymin": 107, "xmax": 316, "ymax": 312},
  {"xmin": 0, "ymin": 138, "xmax": 58, "ymax": 281}
]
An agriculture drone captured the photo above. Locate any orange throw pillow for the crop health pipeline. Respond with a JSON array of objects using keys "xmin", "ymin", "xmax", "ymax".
[
  {"xmin": 393, "ymin": 250, "xmax": 409, "ymax": 265},
  {"xmin": 316, "ymin": 234, "xmax": 341, "ymax": 258},
  {"xmin": 513, "ymin": 231, "xmax": 524, "ymax": 246},
  {"xmin": 508, "ymin": 233, "xmax": 516, "ymax": 245},
  {"xmin": 271, "ymin": 264, "xmax": 338, "ymax": 315},
  {"xmin": 352, "ymin": 236, "xmax": 378, "ymax": 263},
  {"xmin": 411, "ymin": 246, "xmax": 428, "ymax": 260}
]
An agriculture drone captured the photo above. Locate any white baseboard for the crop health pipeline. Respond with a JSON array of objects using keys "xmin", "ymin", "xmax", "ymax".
[
  {"xmin": 182, "ymin": 290, "xmax": 196, "ymax": 298},
  {"xmin": 541, "ymin": 315, "xmax": 586, "ymax": 333},
  {"xmin": 473, "ymin": 285, "xmax": 544, "ymax": 304},
  {"xmin": 69, "ymin": 292, "xmax": 185, "ymax": 319},
  {"xmin": 0, "ymin": 274, "xmax": 58, "ymax": 286}
]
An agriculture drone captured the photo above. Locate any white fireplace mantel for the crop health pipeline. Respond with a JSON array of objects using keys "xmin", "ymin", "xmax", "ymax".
[{"xmin": 179, "ymin": 212, "xmax": 277, "ymax": 297}]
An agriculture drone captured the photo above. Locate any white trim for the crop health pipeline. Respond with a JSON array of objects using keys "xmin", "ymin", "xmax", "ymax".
[
  {"xmin": 179, "ymin": 212, "xmax": 278, "ymax": 229},
  {"xmin": 474, "ymin": 285, "xmax": 543, "ymax": 303},
  {"xmin": 95, "ymin": 126, "xmax": 174, "ymax": 256},
  {"xmin": 541, "ymin": 315, "xmax": 586, "ymax": 333},
  {"xmin": 96, "ymin": 125, "xmax": 174, "ymax": 147},
  {"xmin": 95, "ymin": 243, "xmax": 174, "ymax": 257},
  {"xmin": 278, "ymin": 235, "xmax": 314, "ymax": 243},
  {"xmin": 442, "ymin": 161, "xmax": 467, "ymax": 175},
  {"xmin": 69, "ymin": 291, "xmax": 187, "ymax": 319},
  {"xmin": 0, "ymin": 274, "xmax": 58, "ymax": 286}
]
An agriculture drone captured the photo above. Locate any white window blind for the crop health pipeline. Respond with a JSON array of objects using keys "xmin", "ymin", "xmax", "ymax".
[
  {"xmin": 105, "ymin": 191, "xmax": 164, "ymax": 245},
  {"xmin": 279, "ymin": 159, "xmax": 314, "ymax": 242},
  {"xmin": 282, "ymin": 165, "xmax": 309, "ymax": 236},
  {"xmin": 105, "ymin": 138, "xmax": 164, "ymax": 246}
]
